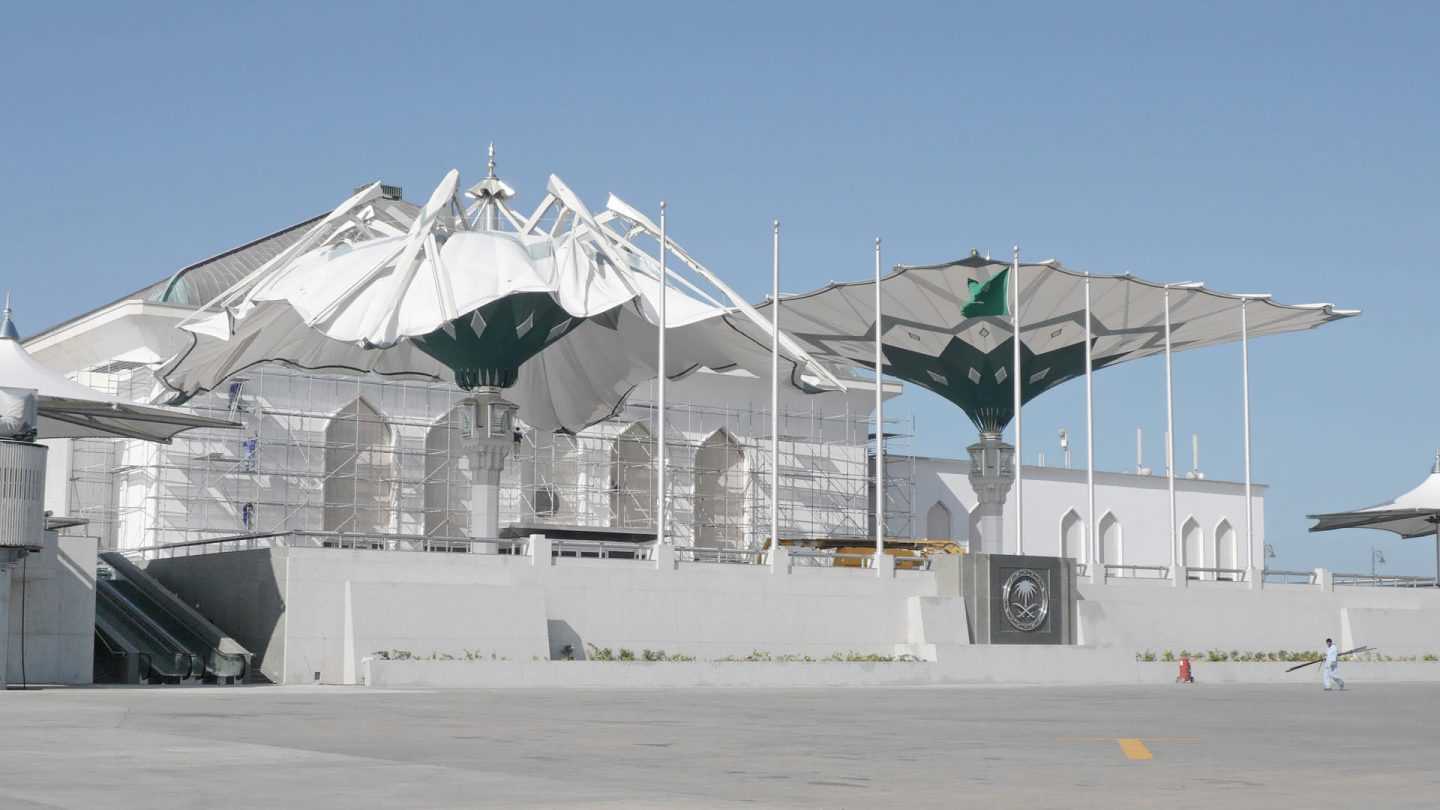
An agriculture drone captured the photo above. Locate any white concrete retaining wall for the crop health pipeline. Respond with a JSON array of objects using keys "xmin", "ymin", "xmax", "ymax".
[
  {"xmin": 2, "ymin": 531, "xmax": 96, "ymax": 686},
  {"xmin": 142, "ymin": 542, "xmax": 1440, "ymax": 688},
  {"xmin": 145, "ymin": 543, "xmax": 947, "ymax": 685},
  {"xmin": 361, "ymin": 655, "xmax": 1440, "ymax": 689},
  {"xmin": 1077, "ymin": 578, "xmax": 1440, "ymax": 657}
]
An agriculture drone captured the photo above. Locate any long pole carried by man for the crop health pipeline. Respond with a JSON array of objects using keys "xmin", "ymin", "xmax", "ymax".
[{"xmin": 1286, "ymin": 640, "xmax": 1373, "ymax": 691}]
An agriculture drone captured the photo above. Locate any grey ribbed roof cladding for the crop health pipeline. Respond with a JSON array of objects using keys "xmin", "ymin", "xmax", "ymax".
[{"xmin": 143, "ymin": 197, "xmax": 421, "ymax": 306}]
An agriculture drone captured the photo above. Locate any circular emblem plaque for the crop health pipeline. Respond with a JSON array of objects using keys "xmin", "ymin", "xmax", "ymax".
[{"xmin": 1001, "ymin": 568, "xmax": 1049, "ymax": 632}]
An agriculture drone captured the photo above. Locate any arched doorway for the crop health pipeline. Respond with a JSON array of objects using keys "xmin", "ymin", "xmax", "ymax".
[
  {"xmin": 694, "ymin": 429, "xmax": 745, "ymax": 550},
  {"xmin": 324, "ymin": 398, "xmax": 395, "ymax": 534},
  {"xmin": 610, "ymin": 422, "xmax": 655, "ymax": 529},
  {"xmin": 423, "ymin": 404, "xmax": 471, "ymax": 537}
]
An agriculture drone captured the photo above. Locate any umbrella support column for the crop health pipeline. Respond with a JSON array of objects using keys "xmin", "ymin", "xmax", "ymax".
[
  {"xmin": 461, "ymin": 388, "xmax": 519, "ymax": 554},
  {"xmin": 967, "ymin": 432, "xmax": 1016, "ymax": 554}
]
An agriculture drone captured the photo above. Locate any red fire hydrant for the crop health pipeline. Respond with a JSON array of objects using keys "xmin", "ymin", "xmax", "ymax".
[{"xmin": 1177, "ymin": 656, "xmax": 1195, "ymax": 684}]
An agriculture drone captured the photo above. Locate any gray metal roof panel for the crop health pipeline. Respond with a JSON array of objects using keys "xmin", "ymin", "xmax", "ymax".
[{"xmin": 144, "ymin": 198, "xmax": 422, "ymax": 307}]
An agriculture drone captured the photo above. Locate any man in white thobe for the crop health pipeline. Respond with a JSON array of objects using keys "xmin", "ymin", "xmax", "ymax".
[{"xmin": 1323, "ymin": 638, "xmax": 1345, "ymax": 691}]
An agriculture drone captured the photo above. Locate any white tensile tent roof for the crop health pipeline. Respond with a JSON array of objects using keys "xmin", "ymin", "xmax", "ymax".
[
  {"xmin": 734, "ymin": 253, "xmax": 1358, "ymax": 432},
  {"xmin": 155, "ymin": 164, "xmax": 843, "ymax": 433},
  {"xmin": 1309, "ymin": 457, "xmax": 1440, "ymax": 539},
  {"xmin": 1, "ymin": 303, "xmax": 237, "ymax": 443}
]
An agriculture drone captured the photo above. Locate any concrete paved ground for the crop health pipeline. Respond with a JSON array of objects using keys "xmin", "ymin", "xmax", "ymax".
[{"xmin": 1, "ymin": 683, "xmax": 1437, "ymax": 809}]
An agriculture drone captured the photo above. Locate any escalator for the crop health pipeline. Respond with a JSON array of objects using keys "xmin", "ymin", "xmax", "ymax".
[{"xmin": 93, "ymin": 552, "xmax": 253, "ymax": 684}]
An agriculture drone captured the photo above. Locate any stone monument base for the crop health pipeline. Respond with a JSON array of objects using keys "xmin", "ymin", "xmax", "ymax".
[{"xmin": 954, "ymin": 553, "xmax": 1077, "ymax": 645}]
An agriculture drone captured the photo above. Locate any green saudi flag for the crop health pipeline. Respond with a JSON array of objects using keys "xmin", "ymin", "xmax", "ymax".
[{"xmin": 960, "ymin": 269, "xmax": 1009, "ymax": 317}]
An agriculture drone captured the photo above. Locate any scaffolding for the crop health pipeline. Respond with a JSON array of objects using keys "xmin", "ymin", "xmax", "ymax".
[{"xmin": 62, "ymin": 363, "xmax": 913, "ymax": 553}]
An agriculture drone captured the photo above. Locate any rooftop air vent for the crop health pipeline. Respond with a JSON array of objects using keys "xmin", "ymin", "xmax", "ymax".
[{"xmin": 354, "ymin": 182, "xmax": 404, "ymax": 201}]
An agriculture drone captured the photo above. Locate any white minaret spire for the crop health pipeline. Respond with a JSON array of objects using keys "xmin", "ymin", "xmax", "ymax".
[{"xmin": 466, "ymin": 142, "xmax": 514, "ymax": 232}]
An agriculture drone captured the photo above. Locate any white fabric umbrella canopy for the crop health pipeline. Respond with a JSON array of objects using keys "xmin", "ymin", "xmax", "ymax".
[
  {"xmin": 730, "ymin": 253, "xmax": 1358, "ymax": 432},
  {"xmin": 155, "ymin": 168, "xmax": 842, "ymax": 433},
  {"xmin": 0, "ymin": 305, "xmax": 237, "ymax": 443},
  {"xmin": 1309, "ymin": 458, "xmax": 1440, "ymax": 539},
  {"xmin": 1309, "ymin": 456, "xmax": 1440, "ymax": 585}
]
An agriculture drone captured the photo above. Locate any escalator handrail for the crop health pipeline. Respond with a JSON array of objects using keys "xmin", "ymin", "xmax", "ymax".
[
  {"xmin": 98, "ymin": 553, "xmax": 251, "ymax": 678},
  {"xmin": 97, "ymin": 579, "xmax": 201, "ymax": 674},
  {"xmin": 99, "ymin": 553, "xmax": 248, "ymax": 654},
  {"xmin": 92, "ymin": 585, "xmax": 198, "ymax": 674}
]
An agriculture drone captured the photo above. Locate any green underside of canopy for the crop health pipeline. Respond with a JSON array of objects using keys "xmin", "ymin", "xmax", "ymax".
[
  {"xmin": 878, "ymin": 336, "xmax": 1120, "ymax": 433},
  {"xmin": 411, "ymin": 293, "xmax": 591, "ymax": 390}
]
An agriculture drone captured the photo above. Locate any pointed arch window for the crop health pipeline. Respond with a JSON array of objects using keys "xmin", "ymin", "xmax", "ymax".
[
  {"xmin": 1182, "ymin": 516, "xmax": 1204, "ymax": 575},
  {"xmin": 1099, "ymin": 512, "xmax": 1122, "ymax": 576},
  {"xmin": 926, "ymin": 501, "xmax": 952, "ymax": 541},
  {"xmin": 1215, "ymin": 519, "xmax": 1238, "ymax": 580},
  {"xmin": 1060, "ymin": 509, "xmax": 1085, "ymax": 563}
]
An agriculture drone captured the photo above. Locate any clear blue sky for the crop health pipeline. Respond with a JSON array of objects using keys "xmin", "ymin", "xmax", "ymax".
[{"xmin": 3, "ymin": 2, "xmax": 1437, "ymax": 574}]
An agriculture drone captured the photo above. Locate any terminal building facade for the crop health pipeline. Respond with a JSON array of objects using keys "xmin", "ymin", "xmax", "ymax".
[{"xmin": 24, "ymin": 193, "xmax": 1264, "ymax": 578}]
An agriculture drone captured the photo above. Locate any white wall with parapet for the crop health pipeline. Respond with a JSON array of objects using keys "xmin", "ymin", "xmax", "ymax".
[
  {"xmin": 912, "ymin": 456, "xmax": 1266, "ymax": 574},
  {"xmin": 144, "ymin": 544, "xmax": 944, "ymax": 685},
  {"xmin": 137, "ymin": 539, "xmax": 1440, "ymax": 687}
]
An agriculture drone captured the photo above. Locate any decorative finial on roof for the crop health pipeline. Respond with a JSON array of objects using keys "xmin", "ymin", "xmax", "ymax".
[
  {"xmin": 1433, "ymin": 448, "xmax": 1439, "ymax": 475},
  {"xmin": 466, "ymin": 142, "xmax": 516, "ymax": 203},
  {"xmin": 0, "ymin": 291, "xmax": 17, "ymax": 340}
]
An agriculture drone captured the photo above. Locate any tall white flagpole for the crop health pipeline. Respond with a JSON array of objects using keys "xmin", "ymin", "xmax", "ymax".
[
  {"xmin": 655, "ymin": 201, "xmax": 667, "ymax": 553},
  {"xmin": 770, "ymin": 220, "xmax": 781, "ymax": 569},
  {"xmin": 874, "ymin": 237, "xmax": 885, "ymax": 561},
  {"xmin": 1241, "ymin": 298, "xmax": 1254, "ymax": 580},
  {"xmin": 1085, "ymin": 273, "xmax": 1097, "ymax": 580},
  {"xmin": 1012, "ymin": 246, "xmax": 1024, "ymax": 555},
  {"xmin": 1164, "ymin": 284, "xmax": 1178, "ymax": 582}
]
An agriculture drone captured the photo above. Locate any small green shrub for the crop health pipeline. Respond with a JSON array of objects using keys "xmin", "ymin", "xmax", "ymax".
[
  {"xmin": 618, "ymin": 648, "xmax": 636, "ymax": 662},
  {"xmin": 823, "ymin": 651, "xmax": 900, "ymax": 663},
  {"xmin": 1424, "ymin": 654, "xmax": 1438, "ymax": 662},
  {"xmin": 586, "ymin": 643, "xmax": 614, "ymax": 661}
]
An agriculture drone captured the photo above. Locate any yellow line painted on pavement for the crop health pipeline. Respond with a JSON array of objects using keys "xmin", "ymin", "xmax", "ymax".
[{"xmin": 1117, "ymin": 738, "xmax": 1153, "ymax": 761}]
